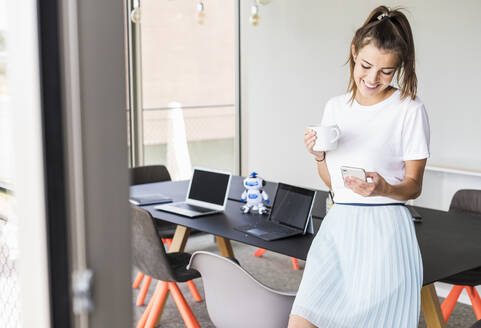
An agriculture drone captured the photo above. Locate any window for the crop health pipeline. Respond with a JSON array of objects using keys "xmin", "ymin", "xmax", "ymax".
[{"xmin": 127, "ymin": 0, "xmax": 238, "ymax": 179}]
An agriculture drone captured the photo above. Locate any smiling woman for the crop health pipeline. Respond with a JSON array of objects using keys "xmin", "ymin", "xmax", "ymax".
[
  {"xmin": 347, "ymin": 6, "xmax": 417, "ymax": 106},
  {"xmin": 351, "ymin": 43, "xmax": 398, "ymax": 106},
  {"xmin": 293, "ymin": 6, "xmax": 429, "ymax": 328}
]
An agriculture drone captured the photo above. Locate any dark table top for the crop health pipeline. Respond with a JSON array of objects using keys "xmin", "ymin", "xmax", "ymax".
[{"xmin": 131, "ymin": 176, "xmax": 481, "ymax": 286}]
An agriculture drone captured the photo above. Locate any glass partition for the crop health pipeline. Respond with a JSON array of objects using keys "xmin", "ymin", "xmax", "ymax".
[{"xmin": 139, "ymin": 0, "xmax": 237, "ymax": 179}]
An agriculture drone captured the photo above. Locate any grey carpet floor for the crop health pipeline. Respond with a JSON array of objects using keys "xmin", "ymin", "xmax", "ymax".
[{"xmin": 133, "ymin": 234, "xmax": 477, "ymax": 328}]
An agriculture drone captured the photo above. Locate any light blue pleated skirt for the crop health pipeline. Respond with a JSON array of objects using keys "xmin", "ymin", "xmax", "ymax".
[{"xmin": 291, "ymin": 203, "xmax": 423, "ymax": 328}]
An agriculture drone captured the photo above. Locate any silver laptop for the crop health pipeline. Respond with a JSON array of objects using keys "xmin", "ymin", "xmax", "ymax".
[{"xmin": 154, "ymin": 167, "xmax": 232, "ymax": 218}]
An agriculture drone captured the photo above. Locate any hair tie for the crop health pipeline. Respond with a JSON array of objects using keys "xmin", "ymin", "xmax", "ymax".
[{"xmin": 377, "ymin": 13, "xmax": 390, "ymax": 20}]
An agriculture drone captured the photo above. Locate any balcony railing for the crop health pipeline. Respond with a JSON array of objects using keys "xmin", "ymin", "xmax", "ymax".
[{"xmin": 137, "ymin": 104, "xmax": 237, "ymax": 178}]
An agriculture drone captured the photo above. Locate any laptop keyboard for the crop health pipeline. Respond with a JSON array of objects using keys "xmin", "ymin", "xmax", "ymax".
[
  {"xmin": 235, "ymin": 220, "xmax": 299, "ymax": 241},
  {"xmin": 174, "ymin": 203, "xmax": 213, "ymax": 213},
  {"xmin": 255, "ymin": 221, "xmax": 296, "ymax": 234}
]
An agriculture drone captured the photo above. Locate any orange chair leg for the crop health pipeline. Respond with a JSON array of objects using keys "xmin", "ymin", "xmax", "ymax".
[
  {"xmin": 136, "ymin": 282, "xmax": 160, "ymax": 328},
  {"xmin": 168, "ymin": 282, "xmax": 200, "ymax": 328},
  {"xmin": 133, "ymin": 271, "xmax": 145, "ymax": 289},
  {"xmin": 466, "ymin": 286, "xmax": 481, "ymax": 320},
  {"xmin": 441, "ymin": 285, "xmax": 464, "ymax": 322},
  {"xmin": 186, "ymin": 280, "xmax": 202, "ymax": 302},
  {"xmin": 136, "ymin": 275, "xmax": 152, "ymax": 306},
  {"xmin": 254, "ymin": 248, "xmax": 266, "ymax": 257},
  {"xmin": 145, "ymin": 281, "xmax": 170, "ymax": 328},
  {"xmin": 291, "ymin": 257, "xmax": 300, "ymax": 270}
]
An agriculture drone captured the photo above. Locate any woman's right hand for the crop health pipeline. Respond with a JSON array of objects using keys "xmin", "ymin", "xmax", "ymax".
[{"xmin": 304, "ymin": 128, "xmax": 326, "ymax": 160}]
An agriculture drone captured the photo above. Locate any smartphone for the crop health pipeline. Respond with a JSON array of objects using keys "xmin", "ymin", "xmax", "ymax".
[{"xmin": 341, "ymin": 166, "xmax": 367, "ymax": 182}]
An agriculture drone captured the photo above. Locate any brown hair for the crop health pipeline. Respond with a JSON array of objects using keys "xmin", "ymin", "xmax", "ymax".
[{"xmin": 347, "ymin": 6, "xmax": 417, "ymax": 103}]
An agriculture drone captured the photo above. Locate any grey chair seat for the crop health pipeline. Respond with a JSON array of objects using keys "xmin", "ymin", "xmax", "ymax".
[
  {"xmin": 441, "ymin": 267, "xmax": 481, "ymax": 286},
  {"xmin": 167, "ymin": 252, "xmax": 201, "ymax": 283}
]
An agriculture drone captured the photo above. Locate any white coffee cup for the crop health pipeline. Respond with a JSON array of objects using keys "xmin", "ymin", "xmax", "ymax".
[{"xmin": 308, "ymin": 124, "xmax": 341, "ymax": 151}]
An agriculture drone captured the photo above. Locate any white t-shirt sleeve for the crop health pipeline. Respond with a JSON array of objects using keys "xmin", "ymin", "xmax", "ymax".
[
  {"xmin": 321, "ymin": 99, "xmax": 336, "ymax": 126},
  {"xmin": 402, "ymin": 103, "xmax": 430, "ymax": 161}
]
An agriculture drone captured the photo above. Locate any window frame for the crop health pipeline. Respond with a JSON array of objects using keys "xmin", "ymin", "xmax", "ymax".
[{"xmin": 126, "ymin": 0, "xmax": 242, "ymax": 174}]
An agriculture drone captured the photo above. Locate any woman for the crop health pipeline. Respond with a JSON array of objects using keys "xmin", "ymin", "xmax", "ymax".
[{"xmin": 289, "ymin": 6, "xmax": 430, "ymax": 328}]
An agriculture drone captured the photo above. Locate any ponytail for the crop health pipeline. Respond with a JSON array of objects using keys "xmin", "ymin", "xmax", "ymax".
[{"xmin": 347, "ymin": 6, "xmax": 417, "ymax": 103}]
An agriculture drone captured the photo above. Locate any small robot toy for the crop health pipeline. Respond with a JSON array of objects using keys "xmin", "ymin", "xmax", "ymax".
[{"xmin": 240, "ymin": 172, "xmax": 270, "ymax": 214}]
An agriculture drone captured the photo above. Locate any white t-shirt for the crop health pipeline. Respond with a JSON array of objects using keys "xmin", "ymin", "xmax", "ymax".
[{"xmin": 321, "ymin": 89, "xmax": 430, "ymax": 204}]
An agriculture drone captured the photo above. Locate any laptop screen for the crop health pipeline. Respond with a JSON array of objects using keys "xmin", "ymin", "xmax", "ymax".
[
  {"xmin": 269, "ymin": 183, "xmax": 315, "ymax": 230},
  {"xmin": 188, "ymin": 169, "xmax": 231, "ymax": 206}
]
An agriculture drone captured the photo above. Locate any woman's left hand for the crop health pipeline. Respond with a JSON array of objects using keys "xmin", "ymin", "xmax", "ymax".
[{"xmin": 344, "ymin": 172, "xmax": 391, "ymax": 197}]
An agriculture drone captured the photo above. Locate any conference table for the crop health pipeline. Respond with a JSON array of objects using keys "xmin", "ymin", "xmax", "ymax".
[{"xmin": 131, "ymin": 176, "xmax": 481, "ymax": 328}]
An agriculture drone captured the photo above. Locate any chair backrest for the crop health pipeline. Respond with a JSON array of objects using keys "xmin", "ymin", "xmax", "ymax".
[
  {"xmin": 187, "ymin": 251, "xmax": 296, "ymax": 328},
  {"xmin": 130, "ymin": 165, "xmax": 171, "ymax": 185},
  {"xmin": 130, "ymin": 204, "xmax": 177, "ymax": 281},
  {"xmin": 129, "ymin": 165, "xmax": 177, "ymax": 235},
  {"xmin": 449, "ymin": 190, "xmax": 481, "ymax": 216}
]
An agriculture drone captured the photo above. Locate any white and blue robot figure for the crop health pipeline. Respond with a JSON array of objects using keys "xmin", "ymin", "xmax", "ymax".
[{"xmin": 240, "ymin": 172, "xmax": 270, "ymax": 214}]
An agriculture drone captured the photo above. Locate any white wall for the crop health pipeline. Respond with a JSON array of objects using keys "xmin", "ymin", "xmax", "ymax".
[
  {"xmin": 240, "ymin": 0, "xmax": 481, "ymax": 210},
  {"xmin": 416, "ymin": 170, "xmax": 481, "ymax": 210}
]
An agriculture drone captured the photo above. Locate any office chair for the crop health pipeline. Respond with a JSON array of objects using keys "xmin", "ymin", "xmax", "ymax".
[
  {"xmin": 130, "ymin": 164, "xmax": 172, "ymax": 186},
  {"xmin": 253, "ymin": 248, "xmax": 301, "ymax": 270},
  {"xmin": 130, "ymin": 165, "xmax": 201, "ymax": 306},
  {"xmin": 187, "ymin": 251, "xmax": 296, "ymax": 328},
  {"xmin": 132, "ymin": 205, "xmax": 201, "ymax": 328},
  {"xmin": 440, "ymin": 189, "xmax": 481, "ymax": 322}
]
